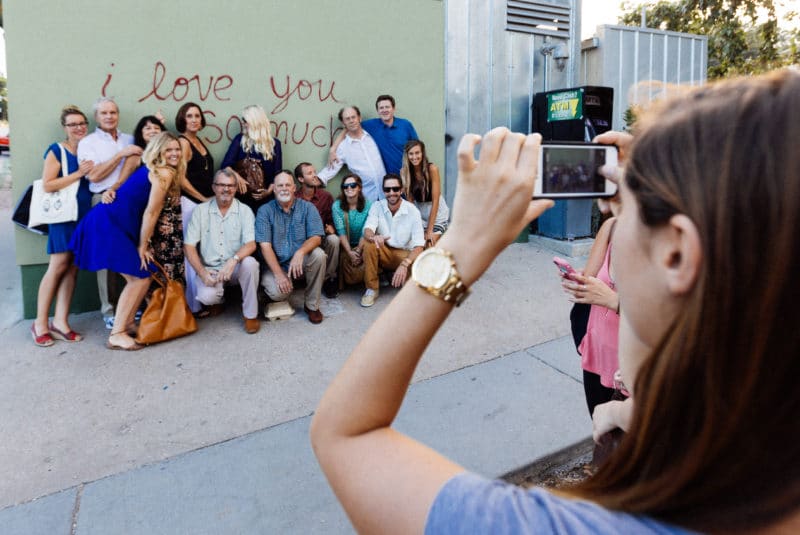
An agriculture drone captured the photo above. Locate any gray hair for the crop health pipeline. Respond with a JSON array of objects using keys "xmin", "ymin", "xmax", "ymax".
[{"xmin": 92, "ymin": 96, "xmax": 119, "ymax": 115}]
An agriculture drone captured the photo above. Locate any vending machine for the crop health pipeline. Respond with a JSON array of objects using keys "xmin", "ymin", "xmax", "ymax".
[{"xmin": 531, "ymin": 86, "xmax": 613, "ymax": 239}]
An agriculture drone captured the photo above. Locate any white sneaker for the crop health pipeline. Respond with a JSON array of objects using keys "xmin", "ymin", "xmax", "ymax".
[
  {"xmin": 104, "ymin": 316, "xmax": 115, "ymax": 330},
  {"xmin": 360, "ymin": 289, "xmax": 378, "ymax": 307}
]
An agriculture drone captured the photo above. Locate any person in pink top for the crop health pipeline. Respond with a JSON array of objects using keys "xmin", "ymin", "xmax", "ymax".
[{"xmin": 561, "ymin": 196, "xmax": 621, "ymax": 416}]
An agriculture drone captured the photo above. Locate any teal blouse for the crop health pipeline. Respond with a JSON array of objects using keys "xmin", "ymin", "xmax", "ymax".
[{"xmin": 332, "ymin": 199, "xmax": 372, "ymax": 247}]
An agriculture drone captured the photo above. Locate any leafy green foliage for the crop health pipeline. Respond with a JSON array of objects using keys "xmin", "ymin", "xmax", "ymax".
[{"xmin": 618, "ymin": 0, "xmax": 799, "ymax": 78}]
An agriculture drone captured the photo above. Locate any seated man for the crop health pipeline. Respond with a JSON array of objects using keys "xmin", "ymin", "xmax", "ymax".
[
  {"xmin": 184, "ymin": 169, "xmax": 260, "ymax": 334},
  {"xmin": 256, "ymin": 170, "xmax": 326, "ymax": 324},
  {"xmin": 295, "ymin": 162, "xmax": 340, "ymax": 298},
  {"xmin": 360, "ymin": 173, "xmax": 425, "ymax": 307}
]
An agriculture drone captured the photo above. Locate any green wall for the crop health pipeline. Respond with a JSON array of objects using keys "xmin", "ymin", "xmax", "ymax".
[{"xmin": 6, "ymin": 0, "xmax": 445, "ymax": 317}]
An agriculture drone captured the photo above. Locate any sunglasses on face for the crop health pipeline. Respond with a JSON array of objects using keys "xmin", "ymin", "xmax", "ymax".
[
  {"xmin": 342, "ymin": 182, "xmax": 359, "ymax": 190},
  {"xmin": 383, "ymin": 186, "xmax": 402, "ymax": 193}
]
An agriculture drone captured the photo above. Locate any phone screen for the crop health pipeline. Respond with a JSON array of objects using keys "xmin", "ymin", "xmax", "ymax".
[{"xmin": 541, "ymin": 146, "xmax": 609, "ymax": 195}]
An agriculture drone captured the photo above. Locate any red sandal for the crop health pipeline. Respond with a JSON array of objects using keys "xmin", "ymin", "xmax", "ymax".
[
  {"xmin": 49, "ymin": 324, "xmax": 84, "ymax": 342},
  {"xmin": 31, "ymin": 324, "xmax": 55, "ymax": 347}
]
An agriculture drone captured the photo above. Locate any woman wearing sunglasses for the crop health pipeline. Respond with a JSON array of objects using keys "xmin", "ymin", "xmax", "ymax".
[{"xmin": 332, "ymin": 173, "xmax": 372, "ymax": 290}]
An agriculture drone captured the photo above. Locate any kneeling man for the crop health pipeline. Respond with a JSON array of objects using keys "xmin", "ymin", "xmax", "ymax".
[
  {"xmin": 360, "ymin": 173, "xmax": 425, "ymax": 307},
  {"xmin": 184, "ymin": 169, "xmax": 260, "ymax": 333},
  {"xmin": 256, "ymin": 170, "xmax": 326, "ymax": 324}
]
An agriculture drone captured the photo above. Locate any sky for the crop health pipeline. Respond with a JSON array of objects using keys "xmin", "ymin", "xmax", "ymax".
[{"xmin": 582, "ymin": 0, "xmax": 643, "ymax": 38}]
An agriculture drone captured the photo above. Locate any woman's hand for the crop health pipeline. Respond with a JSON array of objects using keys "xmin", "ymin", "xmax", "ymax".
[
  {"xmin": 562, "ymin": 273, "xmax": 618, "ymax": 311},
  {"xmin": 592, "ymin": 398, "xmax": 633, "ymax": 443},
  {"xmin": 78, "ymin": 159, "xmax": 94, "ymax": 176},
  {"xmin": 138, "ymin": 244, "xmax": 154, "ymax": 271},
  {"xmin": 593, "ymin": 131, "xmax": 633, "ymax": 185},
  {"xmin": 438, "ymin": 128, "xmax": 553, "ymax": 285},
  {"xmin": 102, "ymin": 189, "xmax": 116, "ymax": 204},
  {"xmin": 227, "ymin": 168, "xmax": 248, "ymax": 194}
]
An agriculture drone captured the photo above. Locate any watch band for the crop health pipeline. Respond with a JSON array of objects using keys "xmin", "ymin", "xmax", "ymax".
[{"xmin": 413, "ymin": 248, "xmax": 470, "ymax": 307}]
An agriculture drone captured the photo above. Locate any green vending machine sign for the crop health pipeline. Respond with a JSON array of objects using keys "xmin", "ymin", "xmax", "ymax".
[{"xmin": 547, "ymin": 89, "xmax": 583, "ymax": 122}]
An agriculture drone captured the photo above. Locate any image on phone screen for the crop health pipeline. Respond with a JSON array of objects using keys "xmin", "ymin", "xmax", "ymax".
[{"xmin": 541, "ymin": 146, "xmax": 609, "ymax": 195}]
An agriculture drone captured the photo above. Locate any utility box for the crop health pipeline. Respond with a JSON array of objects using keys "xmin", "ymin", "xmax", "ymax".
[{"xmin": 531, "ymin": 85, "xmax": 613, "ymax": 239}]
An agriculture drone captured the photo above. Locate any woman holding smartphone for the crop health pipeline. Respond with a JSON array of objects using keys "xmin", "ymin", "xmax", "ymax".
[
  {"xmin": 559, "ymin": 197, "xmax": 622, "ymax": 416},
  {"xmin": 311, "ymin": 70, "xmax": 800, "ymax": 533}
]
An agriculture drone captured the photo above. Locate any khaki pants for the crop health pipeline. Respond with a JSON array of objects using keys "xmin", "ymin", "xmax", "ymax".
[
  {"xmin": 194, "ymin": 256, "xmax": 260, "ymax": 319},
  {"xmin": 363, "ymin": 241, "xmax": 410, "ymax": 291},
  {"xmin": 321, "ymin": 233, "xmax": 340, "ymax": 281},
  {"xmin": 260, "ymin": 247, "xmax": 326, "ymax": 311}
]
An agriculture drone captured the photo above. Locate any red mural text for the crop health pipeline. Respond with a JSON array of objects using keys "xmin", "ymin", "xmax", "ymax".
[
  {"xmin": 138, "ymin": 61, "xmax": 234, "ymax": 103},
  {"xmin": 269, "ymin": 75, "xmax": 341, "ymax": 114}
]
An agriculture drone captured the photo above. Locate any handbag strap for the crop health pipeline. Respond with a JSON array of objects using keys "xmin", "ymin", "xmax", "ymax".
[
  {"xmin": 146, "ymin": 259, "xmax": 171, "ymax": 288},
  {"xmin": 344, "ymin": 210, "xmax": 351, "ymax": 243},
  {"xmin": 57, "ymin": 143, "xmax": 69, "ymax": 178}
]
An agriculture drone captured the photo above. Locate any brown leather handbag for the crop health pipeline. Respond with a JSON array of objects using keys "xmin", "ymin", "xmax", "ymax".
[
  {"xmin": 135, "ymin": 261, "xmax": 198, "ymax": 345},
  {"xmin": 232, "ymin": 157, "xmax": 265, "ymax": 193}
]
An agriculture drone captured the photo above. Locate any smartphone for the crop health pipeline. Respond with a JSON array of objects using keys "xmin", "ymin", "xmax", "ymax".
[
  {"xmin": 535, "ymin": 142, "xmax": 618, "ymax": 199},
  {"xmin": 553, "ymin": 256, "xmax": 578, "ymax": 280}
]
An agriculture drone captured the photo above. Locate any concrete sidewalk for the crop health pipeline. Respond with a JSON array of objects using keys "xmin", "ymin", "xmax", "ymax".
[
  {"xmin": 1, "ymin": 183, "xmax": 593, "ymax": 533},
  {"xmin": 0, "ymin": 336, "xmax": 585, "ymax": 535}
]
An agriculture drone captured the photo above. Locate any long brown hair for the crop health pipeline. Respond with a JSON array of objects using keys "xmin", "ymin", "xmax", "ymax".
[
  {"xmin": 336, "ymin": 173, "xmax": 366, "ymax": 213},
  {"xmin": 400, "ymin": 140, "xmax": 432, "ymax": 202},
  {"xmin": 572, "ymin": 69, "xmax": 800, "ymax": 532}
]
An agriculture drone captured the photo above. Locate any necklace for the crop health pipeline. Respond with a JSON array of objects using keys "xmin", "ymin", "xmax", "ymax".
[{"xmin": 186, "ymin": 135, "xmax": 209, "ymax": 170}]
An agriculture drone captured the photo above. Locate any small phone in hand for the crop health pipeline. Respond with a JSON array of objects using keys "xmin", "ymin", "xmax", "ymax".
[
  {"xmin": 535, "ymin": 142, "xmax": 618, "ymax": 199},
  {"xmin": 553, "ymin": 256, "xmax": 578, "ymax": 280}
]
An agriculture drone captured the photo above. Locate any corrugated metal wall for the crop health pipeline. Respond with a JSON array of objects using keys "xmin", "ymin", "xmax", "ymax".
[
  {"xmin": 581, "ymin": 25, "xmax": 707, "ymax": 131},
  {"xmin": 444, "ymin": 0, "xmax": 579, "ymax": 202}
]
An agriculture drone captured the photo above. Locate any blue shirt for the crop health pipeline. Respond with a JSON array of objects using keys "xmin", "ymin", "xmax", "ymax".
[
  {"xmin": 426, "ymin": 472, "xmax": 694, "ymax": 534},
  {"xmin": 254, "ymin": 198, "xmax": 324, "ymax": 269},
  {"xmin": 361, "ymin": 117, "xmax": 418, "ymax": 174}
]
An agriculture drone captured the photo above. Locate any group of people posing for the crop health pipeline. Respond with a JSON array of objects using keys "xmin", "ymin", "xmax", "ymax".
[{"xmin": 32, "ymin": 94, "xmax": 450, "ymax": 351}]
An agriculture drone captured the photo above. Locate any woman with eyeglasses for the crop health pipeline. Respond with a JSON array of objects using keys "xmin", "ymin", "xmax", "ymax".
[
  {"xmin": 400, "ymin": 140, "xmax": 449, "ymax": 246},
  {"xmin": 312, "ymin": 70, "xmax": 800, "ymax": 534},
  {"xmin": 332, "ymin": 173, "xmax": 373, "ymax": 289},
  {"xmin": 71, "ymin": 132, "xmax": 188, "ymax": 351},
  {"xmin": 31, "ymin": 106, "xmax": 95, "ymax": 347},
  {"xmin": 220, "ymin": 104, "xmax": 282, "ymax": 214}
]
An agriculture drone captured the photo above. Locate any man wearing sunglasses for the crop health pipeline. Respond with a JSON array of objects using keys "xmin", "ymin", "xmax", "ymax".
[{"xmin": 360, "ymin": 174, "xmax": 424, "ymax": 307}]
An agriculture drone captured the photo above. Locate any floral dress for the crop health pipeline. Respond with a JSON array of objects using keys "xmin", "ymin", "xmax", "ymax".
[{"xmin": 149, "ymin": 192, "xmax": 185, "ymax": 294}]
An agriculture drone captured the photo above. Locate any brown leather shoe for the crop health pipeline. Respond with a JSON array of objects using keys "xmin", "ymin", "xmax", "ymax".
[
  {"xmin": 244, "ymin": 317, "xmax": 260, "ymax": 334},
  {"xmin": 304, "ymin": 305, "xmax": 323, "ymax": 324}
]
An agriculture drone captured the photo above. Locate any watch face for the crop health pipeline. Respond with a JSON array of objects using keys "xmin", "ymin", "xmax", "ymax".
[{"xmin": 414, "ymin": 250, "xmax": 451, "ymax": 288}]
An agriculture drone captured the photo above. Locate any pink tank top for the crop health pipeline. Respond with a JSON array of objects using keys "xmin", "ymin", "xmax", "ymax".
[{"xmin": 578, "ymin": 241, "xmax": 620, "ymax": 388}]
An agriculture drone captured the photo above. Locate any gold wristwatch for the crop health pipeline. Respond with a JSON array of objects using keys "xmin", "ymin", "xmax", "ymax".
[{"xmin": 411, "ymin": 247, "xmax": 470, "ymax": 306}]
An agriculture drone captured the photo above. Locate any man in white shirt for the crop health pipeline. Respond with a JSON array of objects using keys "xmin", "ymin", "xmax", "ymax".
[
  {"xmin": 318, "ymin": 106, "xmax": 386, "ymax": 202},
  {"xmin": 77, "ymin": 97, "xmax": 141, "ymax": 328},
  {"xmin": 360, "ymin": 174, "xmax": 424, "ymax": 307}
]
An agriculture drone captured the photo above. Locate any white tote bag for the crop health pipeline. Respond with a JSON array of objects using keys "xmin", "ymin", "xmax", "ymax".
[{"xmin": 28, "ymin": 144, "xmax": 80, "ymax": 227}]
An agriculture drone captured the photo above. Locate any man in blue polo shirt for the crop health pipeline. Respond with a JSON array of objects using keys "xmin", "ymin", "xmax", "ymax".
[
  {"xmin": 330, "ymin": 94, "xmax": 418, "ymax": 175},
  {"xmin": 255, "ymin": 170, "xmax": 326, "ymax": 324},
  {"xmin": 362, "ymin": 94, "xmax": 418, "ymax": 174}
]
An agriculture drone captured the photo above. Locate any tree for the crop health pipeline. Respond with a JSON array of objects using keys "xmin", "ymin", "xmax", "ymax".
[{"xmin": 619, "ymin": 0, "xmax": 799, "ymax": 78}]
